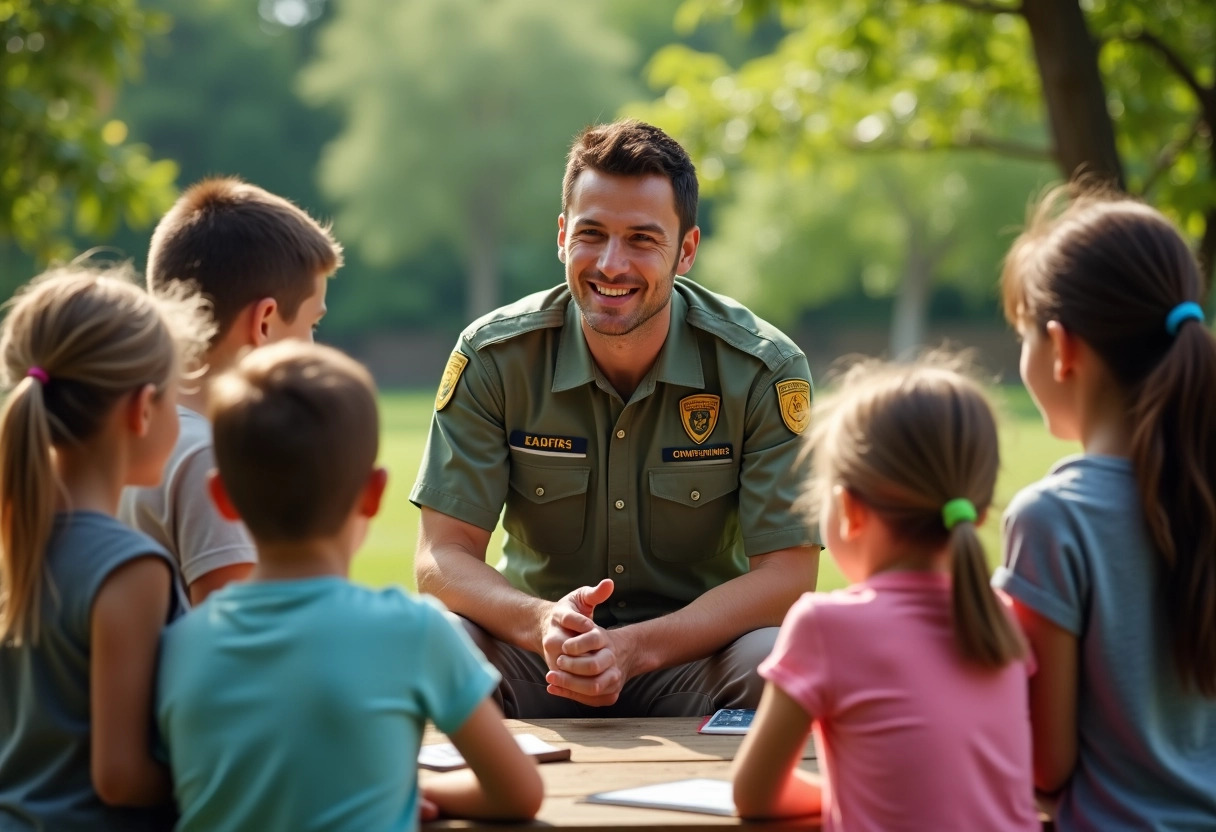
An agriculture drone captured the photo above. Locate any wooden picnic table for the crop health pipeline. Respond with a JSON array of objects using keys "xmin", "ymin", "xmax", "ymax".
[{"xmin": 420, "ymin": 717, "xmax": 821, "ymax": 831}]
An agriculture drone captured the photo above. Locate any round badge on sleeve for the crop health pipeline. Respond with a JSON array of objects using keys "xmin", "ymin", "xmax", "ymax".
[
  {"xmin": 776, "ymin": 379, "xmax": 811, "ymax": 434},
  {"xmin": 435, "ymin": 352, "xmax": 469, "ymax": 411}
]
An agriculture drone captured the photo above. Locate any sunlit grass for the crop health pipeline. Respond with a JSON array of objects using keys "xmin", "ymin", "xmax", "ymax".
[{"xmin": 352, "ymin": 387, "xmax": 1077, "ymax": 594}]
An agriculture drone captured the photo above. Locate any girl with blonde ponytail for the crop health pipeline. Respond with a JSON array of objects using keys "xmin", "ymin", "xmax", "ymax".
[
  {"xmin": 0, "ymin": 265, "xmax": 210, "ymax": 831},
  {"xmin": 732, "ymin": 358, "xmax": 1036, "ymax": 831},
  {"xmin": 998, "ymin": 188, "xmax": 1216, "ymax": 830}
]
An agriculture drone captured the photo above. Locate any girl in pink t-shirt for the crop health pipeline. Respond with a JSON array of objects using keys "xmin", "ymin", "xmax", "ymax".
[{"xmin": 732, "ymin": 359, "xmax": 1038, "ymax": 832}]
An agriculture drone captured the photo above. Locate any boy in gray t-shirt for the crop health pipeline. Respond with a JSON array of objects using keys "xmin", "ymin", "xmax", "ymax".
[{"xmin": 118, "ymin": 177, "xmax": 342, "ymax": 604}]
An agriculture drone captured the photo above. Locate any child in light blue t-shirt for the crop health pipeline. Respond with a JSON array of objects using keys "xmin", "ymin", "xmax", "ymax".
[
  {"xmin": 156, "ymin": 342, "xmax": 543, "ymax": 832},
  {"xmin": 996, "ymin": 189, "xmax": 1216, "ymax": 831}
]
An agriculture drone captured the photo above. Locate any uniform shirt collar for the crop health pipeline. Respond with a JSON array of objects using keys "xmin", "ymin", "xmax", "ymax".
[{"xmin": 551, "ymin": 285, "xmax": 704, "ymax": 394}]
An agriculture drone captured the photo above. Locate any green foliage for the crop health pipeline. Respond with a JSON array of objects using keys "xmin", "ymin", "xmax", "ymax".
[
  {"xmin": 636, "ymin": 1, "xmax": 1046, "ymax": 189},
  {"xmin": 691, "ymin": 152, "xmax": 1053, "ymax": 330},
  {"xmin": 299, "ymin": 0, "xmax": 640, "ymax": 318},
  {"xmin": 0, "ymin": 0, "xmax": 178, "ymax": 262},
  {"xmin": 110, "ymin": 0, "xmax": 338, "ymax": 263},
  {"xmin": 636, "ymin": 0, "xmax": 1215, "ymax": 338}
]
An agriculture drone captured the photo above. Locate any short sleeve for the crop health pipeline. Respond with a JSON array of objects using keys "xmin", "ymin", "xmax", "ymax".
[
  {"xmin": 410, "ymin": 342, "xmax": 511, "ymax": 531},
  {"xmin": 173, "ymin": 445, "xmax": 256, "ymax": 586},
  {"xmin": 738, "ymin": 353, "xmax": 819, "ymax": 555},
  {"xmin": 414, "ymin": 597, "xmax": 501, "ymax": 735},
  {"xmin": 993, "ymin": 486, "xmax": 1089, "ymax": 637},
  {"xmin": 759, "ymin": 593, "xmax": 832, "ymax": 717}
]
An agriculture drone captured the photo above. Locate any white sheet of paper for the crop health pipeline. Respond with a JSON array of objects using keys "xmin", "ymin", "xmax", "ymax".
[
  {"xmin": 584, "ymin": 778, "xmax": 736, "ymax": 817},
  {"xmin": 418, "ymin": 733, "xmax": 563, "ymax": 770}
]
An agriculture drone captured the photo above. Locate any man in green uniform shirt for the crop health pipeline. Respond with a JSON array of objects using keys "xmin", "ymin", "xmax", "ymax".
[{"xmin": 411, "ymin": 120, "xmax": 820, "ymax": 718}]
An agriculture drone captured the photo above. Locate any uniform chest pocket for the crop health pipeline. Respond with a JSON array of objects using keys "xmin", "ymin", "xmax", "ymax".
[
  {"xmin": 505, "ymin": 461, "xmax": 591, "ymax": 555},
  {"xmin": 646, "ymin": 467, "xmax": 739, "ymax": 563}
]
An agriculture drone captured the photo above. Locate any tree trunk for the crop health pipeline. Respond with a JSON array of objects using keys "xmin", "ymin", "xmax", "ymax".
[
  {"xmin": 1021, "ymin": 0, "xmax": 1125, "ymax": 189},
  {"xmin": 890, "ymin": 235, "xmax": 932, "ymax": 360},
  {"xmin": 465, "ymin": 230, "xmax": 499, "ymax": 322}
]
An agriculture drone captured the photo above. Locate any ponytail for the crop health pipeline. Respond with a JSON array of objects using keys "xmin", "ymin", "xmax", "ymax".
[
  {"xmin": 0, "ymin": 265, "xmax": 212, "ymax": 647},
  {"xmin": 0, "ymin": 377, "xmax": 56, "ymax": 645},
  {"xmin": 1129, "ymin": 323, "xmax": 1216, "ymax": 695},
  {"xmin": 1001, "ymin": 189, "xmax": 1216, "ymax": 694},
  {"xmin": 805, "ymin": 356, "xmax": 1019, "ymax": 670},
  {"xmin": 948, "ymin": 520, "xmax": 1025, "ymax": 668}
]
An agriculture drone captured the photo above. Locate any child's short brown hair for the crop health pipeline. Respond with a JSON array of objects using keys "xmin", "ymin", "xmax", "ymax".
[
  {"xmin": 208, "ymin": 342, "xmax": 377, "ymax": 543},
  {"xmin": 148, "ymin": 178, "xmax": 343, "ymax": 342}
]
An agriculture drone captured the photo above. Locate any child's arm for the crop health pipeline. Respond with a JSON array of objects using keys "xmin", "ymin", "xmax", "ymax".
[
  {"xmin": 90, "ymin": 556, "xmax": 174, "ymax": 807},
  {"xmin": 420, "ymin": 699, "xmax": 543, "ymax": 821},
  {"xmin": 731, "ymin": 682, "xmax": 822, "ymax": 819},
  {"xmin": 1011, "ymin": 599, "xmax": 1078, "ymax": 794}
]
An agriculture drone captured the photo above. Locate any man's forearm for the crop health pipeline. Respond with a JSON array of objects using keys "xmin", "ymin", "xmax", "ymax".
[
  {"xmin": 620, "ymin": 546, "xmax": 819, "ymax": 676},
  {"xmin": 416, "ymin": 547, "xmax": 551, "ymax": 653}
]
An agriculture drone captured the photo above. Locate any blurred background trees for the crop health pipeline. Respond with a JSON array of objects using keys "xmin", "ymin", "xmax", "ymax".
[
  {"xmin": 1, "ymin": 0, "xmax": 1211, "ymax": 378},
  {"xmin": 0, "ymin": 0, "xmax": 177, "ymax": 268},
  {"xmin": 637, "ymin": 0, "xmax": 1214, "ymax": 354}
]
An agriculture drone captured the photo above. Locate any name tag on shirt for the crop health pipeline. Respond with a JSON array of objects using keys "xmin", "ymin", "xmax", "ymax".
[
  {"xmin": 509, "ymin": 430, "xmax": 588, "ymax": 457},
  {"xmin": 662, "ymin": 443, "xmax": 733, "ymax": 464}
]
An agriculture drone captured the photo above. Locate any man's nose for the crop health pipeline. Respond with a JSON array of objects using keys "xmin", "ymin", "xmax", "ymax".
[{"xmin": 597, "ymin": 237, "xmax": 629, "ymax": 278}]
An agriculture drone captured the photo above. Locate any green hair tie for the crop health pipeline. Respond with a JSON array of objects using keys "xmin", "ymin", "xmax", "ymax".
[{"xmin": 942, "ymin": 498, "xmax": 977, "ymax": 531}]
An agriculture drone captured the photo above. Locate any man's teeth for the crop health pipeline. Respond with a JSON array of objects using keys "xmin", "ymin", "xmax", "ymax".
[{"xmin": 597, "ymin": 285, "xmax": 632, "ymax": 297}]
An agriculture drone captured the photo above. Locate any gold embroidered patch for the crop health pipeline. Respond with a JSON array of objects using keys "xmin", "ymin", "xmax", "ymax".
[
  {"xmin": 679, "ymin": 394, "xmax": 720, "ymax": 445},
  {"xmin": 435, "ymin": 352, "xmax": 469, "ymax": 411},
  {"xmin": 776, "ymin": 379, "xmax": 811, "ymax": 434}
]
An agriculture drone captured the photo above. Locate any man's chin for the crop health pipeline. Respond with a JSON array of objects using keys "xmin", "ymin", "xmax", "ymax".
[{"xmin": 582, "ymin": 314, "xmax": 637, "ymax": 337}]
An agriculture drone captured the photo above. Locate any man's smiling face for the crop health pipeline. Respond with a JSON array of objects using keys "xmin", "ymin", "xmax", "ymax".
[{"xmin": 558, "ymin": 170, "xmax": 693, "ymax": 338}]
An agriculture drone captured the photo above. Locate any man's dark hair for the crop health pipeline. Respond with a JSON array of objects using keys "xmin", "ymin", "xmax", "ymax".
[{"xmin": 562, "ymin": 120, "xmax": 698, "ymax": 241}]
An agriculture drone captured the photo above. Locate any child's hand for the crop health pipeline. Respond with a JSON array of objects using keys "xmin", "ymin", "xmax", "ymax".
[{"xmin": 419, "ymin": 793, "xmax": 440, "ymax": 822}]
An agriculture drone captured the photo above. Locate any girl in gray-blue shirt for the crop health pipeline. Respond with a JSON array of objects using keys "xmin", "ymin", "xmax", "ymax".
[
  {"xmin": 0, "ymin": 266, "xmax": 209, "ymax": 831},
  {"xmin": 996, "ymin": 188, "xmax": 1216, "ymax": 831}
]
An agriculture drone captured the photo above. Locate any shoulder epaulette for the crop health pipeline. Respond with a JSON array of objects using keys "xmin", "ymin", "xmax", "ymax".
[
  {"xmin": 676, "ymin": 278, "xmax": 803, "ymax": 373},
  {"xmin": 461, "ymin": 285, "xmax": 569, "ymax": 352}
]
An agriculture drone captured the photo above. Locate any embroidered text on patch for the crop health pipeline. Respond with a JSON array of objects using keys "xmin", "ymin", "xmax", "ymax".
[
  {"xmin": 662, "ymin": 443, "xmax": 733, "ymax": 463},
  {"xmin": 509, "ymin": 430, "xmax": 588, "ymax": 457}
]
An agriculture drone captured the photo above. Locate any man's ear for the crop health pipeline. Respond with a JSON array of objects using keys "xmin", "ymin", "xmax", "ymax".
[
  {"xmin": 1046, "ymin": 320, "xmax": 1078, "ymax": 383},
  {"xmin": 675, "ymin": 226, "xmax": 700, "ymax": 276},
  {"xmin": 556, "ymin": 213, "xmax": 567, "ymax": 263},
  {"xmin": 126, "ymin": 384, "xmax": 157, "ymax": 438},
  {"xmin": 359, "ymin": 467, "xmax": 389, "ymax": 519},
  {"xmin": 207, "ymin": 469, "xmax": 243, "ymax": 522},
  {"xmin": 248, "ymin": 298, "xmax": 277, "ymax": 347}
]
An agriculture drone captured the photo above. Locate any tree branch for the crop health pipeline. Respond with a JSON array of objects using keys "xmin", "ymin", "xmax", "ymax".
[
  {"xmin": 932, "ymin": 0, "xmax": 1024, "ymax": 15},
  {"xmin": 848, "ymin": 133, "xmax": 1054, "ymax": 163},
  {"xmin": 1119, "ymin": 27, "xmax": 1215, "ymax": 123},
  {"xmin": 1137, "ymin": 117, "xmax": 1202, "ymax": 197}
]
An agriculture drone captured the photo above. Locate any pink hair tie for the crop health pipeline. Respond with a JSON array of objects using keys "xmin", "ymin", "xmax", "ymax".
[{"xmin": 26, "ymin": 367, "xmax": 49, "ymax": 385}]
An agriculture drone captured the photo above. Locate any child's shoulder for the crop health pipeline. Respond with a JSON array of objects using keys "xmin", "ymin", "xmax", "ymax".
[
  {"xmin": 1005, "ymin": 454, "xmax": 1136, "ymax": 526},
  {"xmin": 320, "ymin": 583, "xmax": 454, "ymax": 632},
  {"xmin": 50, "ymin": 511, "xmax": 170, "ymax": 566},
  {"xmin": 785, "ymin": 583, "xmax": 890, "ymax": 630}
]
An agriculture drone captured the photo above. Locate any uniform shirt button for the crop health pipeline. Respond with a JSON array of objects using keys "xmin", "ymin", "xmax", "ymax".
[
  {"xmin": 616, "ymin": 429, "xmax": 625, "ymax": 439},
  {"xmin": 617, "ymin": 601, "xmax": 626, "ymax": 608},
  {"xmin": 614, "ymin": 564, "xmax": 625, "ymax": 574},
  {"xmin": 535, "ymin": 487, "xmax": 545, "ymax": 497},
  {"xmin": 690, "ymin": 490, "xmax": 701, "ymax": 501},
  {"xmin": 614, "ymin": 499, "xmax": 625, "ymax": 510}
]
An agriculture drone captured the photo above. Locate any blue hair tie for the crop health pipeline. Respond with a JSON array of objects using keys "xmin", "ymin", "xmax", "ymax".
[{"xmin": 1165, "ymin": 302, "xmax": 1205, "ymax": 336}]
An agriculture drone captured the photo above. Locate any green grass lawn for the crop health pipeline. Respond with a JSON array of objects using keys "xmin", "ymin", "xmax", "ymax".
[{"xmin": 351, "ymin": 387, "xmax": 1077, "ymax": 594}]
